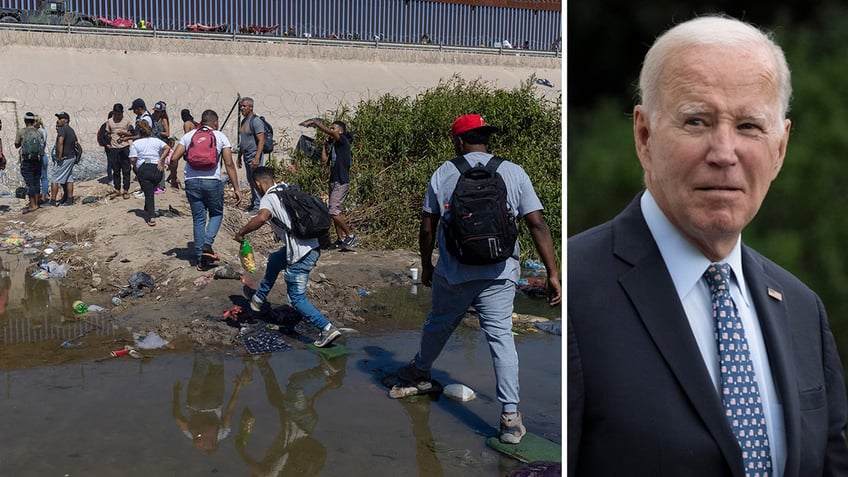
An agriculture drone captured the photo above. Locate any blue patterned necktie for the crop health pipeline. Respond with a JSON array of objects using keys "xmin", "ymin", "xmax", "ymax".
[{"xmin": 704, "ymin": 263, "xmax": 772, "ymax": 477}]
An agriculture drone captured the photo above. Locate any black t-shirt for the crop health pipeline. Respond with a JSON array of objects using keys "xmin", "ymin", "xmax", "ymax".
[
  {"xmin": 56, "ymin": 124, "xmax": 77, "ymax": 159},
  {"xmin": 329, "ymin": 133, "xmax": 351, "ymax": 184}
]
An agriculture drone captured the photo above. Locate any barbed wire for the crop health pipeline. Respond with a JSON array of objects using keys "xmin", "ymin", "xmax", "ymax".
[{"xmin": 0, "ymin": 29, "xmax": 561, "ymax": 189}]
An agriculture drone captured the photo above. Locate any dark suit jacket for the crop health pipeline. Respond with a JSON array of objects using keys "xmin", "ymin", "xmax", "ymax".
[{"xmin": 567, "ymin": 194, "xmax": 848, "ymax": 477}]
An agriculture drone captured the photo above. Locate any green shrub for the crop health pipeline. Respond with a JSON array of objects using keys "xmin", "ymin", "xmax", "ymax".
[{"xmin": 278, "ymin": 75, "xmax": 562, "ymax": 263}]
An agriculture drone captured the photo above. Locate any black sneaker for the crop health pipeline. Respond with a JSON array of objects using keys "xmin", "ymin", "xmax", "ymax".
[
  {"xmin": 196, "ymin": 257, "xmax": 213, "ymax": 271},
  {"xmin": 341, "ymin": 235, "xmax": 358, "ymax": 250},
  {"xmin": 325, "ymin": 239, "xmax": 344, "ymax": 250},
  {"xmin": 396, "ymin": 361, "xmax": 431, "ymax": 384}
]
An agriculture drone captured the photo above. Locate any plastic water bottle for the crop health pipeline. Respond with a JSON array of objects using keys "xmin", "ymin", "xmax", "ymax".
[
  {"xmin": 240, "ymin": 239, "xmax": 256, "ymax": 273},
  {"xmin": 72, "ymin": 300, "xmax": 88, "ymax": 314},
  {"xmin": 524, "ymin": 259, "xmax": 535, "ymax": 269}
]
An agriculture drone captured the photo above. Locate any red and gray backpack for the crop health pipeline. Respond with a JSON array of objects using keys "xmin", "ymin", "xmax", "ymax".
[{"xmin": 186, "ymin": 126, "xmax": 219, "ymax": 170}]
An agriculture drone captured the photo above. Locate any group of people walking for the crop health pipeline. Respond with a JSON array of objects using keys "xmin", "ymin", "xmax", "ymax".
[
  {"xmin": 8, "ymin": 100, "xmax": 562, "ymax": 448},
  {"xmin": 13, "ymin": 111, "xmax": 79, "ymax": 211}
]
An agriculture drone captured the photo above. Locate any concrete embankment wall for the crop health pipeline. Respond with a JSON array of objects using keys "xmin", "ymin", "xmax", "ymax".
[{"xmin": 0, "ymin": 30, "xmax": 561, "ymax": 161}]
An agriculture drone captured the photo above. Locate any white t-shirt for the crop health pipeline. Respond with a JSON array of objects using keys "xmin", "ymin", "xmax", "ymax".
[
  {"xmin": 129, "ymin": 137, "xmax": 166, "ymax": 168},
  {"xmin": 179, "ymin": 127, "xmax": 232, "ymax": 181},
  {"xmin": 260, "ymin": 183, "xmax": 319, "ymax": 263}
]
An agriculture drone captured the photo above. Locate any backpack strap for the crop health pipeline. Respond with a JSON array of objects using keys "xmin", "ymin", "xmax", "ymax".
[
  {"xmin": 450, "ymin": 155, "xmax": 505, "ymax": 174},
  {"xmin": 450, "ymin": 156, "xmax": 471, "ymax": 174}
]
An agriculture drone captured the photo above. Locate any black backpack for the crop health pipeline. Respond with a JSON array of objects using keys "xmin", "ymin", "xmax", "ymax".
[
  {"xmin": 269, "ymin": 185, "xmax": 331, "ymax": 239},
  {"xmin": 96, "ymin": 121, "xmax": 109, "ymax": 148},
  {"xmin": 249, "ymin": 115, "xmax": 274, "ymax": 154},
  {"xmin": 442, "ymin": 156, "xmax": 518, "ymax": 265}
]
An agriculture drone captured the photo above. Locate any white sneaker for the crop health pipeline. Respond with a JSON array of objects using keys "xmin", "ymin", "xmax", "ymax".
[{"xmin": 250, "ymin": 295, "xmax": 263, "ymax": 312}]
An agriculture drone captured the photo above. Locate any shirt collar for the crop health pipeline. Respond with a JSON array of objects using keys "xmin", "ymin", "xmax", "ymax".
[{"xmin": 641, "ymin": 191, "xmax": 748, "ymax": 303}]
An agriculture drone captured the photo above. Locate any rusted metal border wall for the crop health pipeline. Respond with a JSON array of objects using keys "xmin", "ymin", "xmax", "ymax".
[{"xmin": 0, "ymin": 0, "xmax": 562, "ymax": 50}]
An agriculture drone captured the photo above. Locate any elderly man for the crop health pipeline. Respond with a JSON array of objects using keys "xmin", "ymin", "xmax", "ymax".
[{"xmin": 567, "ymin": 16, "xmax": 848, "ymax": 477}]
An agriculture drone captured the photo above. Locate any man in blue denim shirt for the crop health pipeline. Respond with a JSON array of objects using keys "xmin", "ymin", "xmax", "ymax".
[
  {"xmin": 234, "ymin": 166, "xmax": 341, "ymax": 348},
  {"xmin": 168, "ymin": 109, "xmax": 242, "ymax": 271}
]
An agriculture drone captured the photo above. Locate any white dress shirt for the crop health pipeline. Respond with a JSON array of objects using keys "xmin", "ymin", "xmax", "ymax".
[{"xmin": 641, "ymin": 191, "xmax": 786, "ymax": 476}]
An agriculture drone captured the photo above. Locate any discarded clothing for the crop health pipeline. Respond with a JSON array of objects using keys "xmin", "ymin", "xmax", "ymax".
[
  {"xmin": 128, "ymin": 271, "xmax": 155, "ymax": 290},
  {"xmin": 238, "ymin": 325, "xmax": 291, "ymax": 354}
]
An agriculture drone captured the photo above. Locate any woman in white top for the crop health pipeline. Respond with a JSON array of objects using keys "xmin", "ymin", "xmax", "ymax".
[{"xmin": 129, "ymin": 121, "xmax": 169, "ymax": 226}]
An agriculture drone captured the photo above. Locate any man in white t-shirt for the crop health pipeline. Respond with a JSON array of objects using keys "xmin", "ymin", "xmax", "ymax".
[
  {"xmin": 234, "ymin": 166, "xmax": 341, "ymax": 348},
  {"xmin": 168, "ymin": 109, "xmax": 242, "ymax": 271}
]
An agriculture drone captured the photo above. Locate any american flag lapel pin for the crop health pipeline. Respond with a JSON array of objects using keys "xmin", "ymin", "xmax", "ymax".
[{"xmin": 767, "ymin": 288, "xmax": 783, "ymax": 301}]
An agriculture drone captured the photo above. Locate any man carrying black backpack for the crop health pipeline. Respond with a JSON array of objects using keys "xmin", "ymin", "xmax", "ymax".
[
  {"xmin": 395, "ymin": 114, "xmax": 561, "ymax": 444},
  {"xmin": 14, "ymin": 111, "xmax": 45, "ymax": 212},
  {"xmin": 233, "ymin": 166, "xmax": 341, "ymax": 348}
]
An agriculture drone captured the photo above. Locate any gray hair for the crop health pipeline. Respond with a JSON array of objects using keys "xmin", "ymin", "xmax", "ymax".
[
  {"xmin": 241, "ymin": 97, "xmax": 254, "ymax": 106},
  {"xmin": 638, "ymin": 16, "xmax": 791, "ymax": 125}
]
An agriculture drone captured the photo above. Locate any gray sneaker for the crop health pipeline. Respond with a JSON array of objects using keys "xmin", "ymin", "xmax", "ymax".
[
  {"xmin": 499, "ymin": 412, "xmax": 527, "ymax": 444},
  {"xmin": 314, "ymin": 325, "xmax": 341, "ymax": 348},
  {"xmin": 396, "ymin": 361, "xmax": 431, "ymax": 384}
]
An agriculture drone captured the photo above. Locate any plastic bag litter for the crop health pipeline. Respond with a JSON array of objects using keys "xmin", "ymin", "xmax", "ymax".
[
  {"xmin": 443, "ymin": 383, "xmax": 476, "ymax": 401},
  {"xmin": 32, "ymin": 260, "xmax": 70, "ymax": 280},
  {"xmin": 87, "ymin": 304, "xmax": 106, "ymax": 312},
  {"xmin": 534, "ymin": 320, "xmax": 562, "ymax": 336},
  {"xmin": 214, "ymin": 263, "xmax": 242, "ymax": 280},
  {"xmin": 128, "ymin": 271, "xmax": 155, "ymax": 290},
  {"xmin": 132, "ymin": 331, "xmax": 169, "ymax": 350}
]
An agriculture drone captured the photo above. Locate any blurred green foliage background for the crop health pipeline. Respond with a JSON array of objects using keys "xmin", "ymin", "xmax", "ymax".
[{"xmin": 568, "ymin": 3, "xmax": 848, "ymax": 369}]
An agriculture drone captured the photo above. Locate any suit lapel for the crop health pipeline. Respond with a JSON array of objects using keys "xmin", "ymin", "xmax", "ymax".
[
  {"xmin": 613, "ymin": 197, "xmax": 745, "ymax": 475},
  {"xmin": 742, "ymin": 249, "xmax": 801, "ymax": 477}
]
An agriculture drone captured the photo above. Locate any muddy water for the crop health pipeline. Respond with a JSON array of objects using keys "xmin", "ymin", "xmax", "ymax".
[{"xmin": 0, "ymin": 263, "xmax": 562, "ymax": 476}]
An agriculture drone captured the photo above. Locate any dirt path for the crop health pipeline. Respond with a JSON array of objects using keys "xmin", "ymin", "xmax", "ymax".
[{"xmin": 9, "ymin": 178, "xmax": 421, "ymax": 347}]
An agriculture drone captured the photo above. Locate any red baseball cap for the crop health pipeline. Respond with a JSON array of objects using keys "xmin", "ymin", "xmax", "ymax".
[{"xmin": 450, "ymin": 114, "xmax": 499, "ymax": 137}]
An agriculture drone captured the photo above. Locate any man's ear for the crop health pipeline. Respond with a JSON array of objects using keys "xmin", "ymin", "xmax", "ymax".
[{"xmin": 633, "ymin": 105, "xmax": 652, "ymax": 171}]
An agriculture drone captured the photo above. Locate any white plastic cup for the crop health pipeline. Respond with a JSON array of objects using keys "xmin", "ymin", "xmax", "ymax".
[
  {"xmin": 409, "ymin": 268, "xmax": 419, "ymax": 281},
  {"xmin": 410, "ymin": 285, "xmax": 418, "ymax": 295}
]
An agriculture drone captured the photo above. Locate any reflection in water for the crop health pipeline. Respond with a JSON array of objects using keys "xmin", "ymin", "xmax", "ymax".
[
  {"xmin": 235, "ymin": 353, "xmax": 347, "ymax": 477},
  {"xmin": 401, "ymin": 395, "xmax": 445, "ymax": 477},
  {"xmin": 172, "ymin": 348, "xmax": 252, "ymax": 453}
]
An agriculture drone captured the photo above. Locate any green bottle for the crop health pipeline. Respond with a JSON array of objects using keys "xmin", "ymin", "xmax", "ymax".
[
  {"xmin": 240, "ymin": 239, "xmax": 256, "ymax": 273},
  {"xmin": 73, "ymin": 300, "xmax": 88, "ymax": 314}
]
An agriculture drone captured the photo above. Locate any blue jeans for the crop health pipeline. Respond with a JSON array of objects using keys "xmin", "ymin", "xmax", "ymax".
[
  {"xmin": 184, "ymin": 179, "xmax": 224, "ymax": 262},
  {"xmin": 254, "ymin": 248, "xmax": 329, "ymax": 330},
  {"xmin": 412, "ymin": 274, "xmax": 519, "ymax": 413}
]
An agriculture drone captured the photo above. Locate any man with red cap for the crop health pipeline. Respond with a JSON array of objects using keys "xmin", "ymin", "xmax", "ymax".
[{"xmin": 397, "ymin": 113, "xmax": 561, "ymax": 444}]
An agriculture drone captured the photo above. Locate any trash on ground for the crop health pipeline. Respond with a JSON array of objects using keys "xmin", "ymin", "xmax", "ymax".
[
  {"xmin": 237, "ymin": 324, "xmax": 291, "ymax": 354},
  {"xmin": 194, "ymin": 274, "xmax": 214, "ymax": 286},
  {"xmin": 32, "ymin": 260, "xmax": 70, "ymax": 280},
  {"xmin": 133, "ymin": 331, "xmax": 169, "ymax": 350},
  {"xmin": 87, "ymin": 304, "xmax": 106, "ymax": 312},
  {"xmin": 337, "ymin": 327, "xmax": 359, "ymax": 335},
  {"xmin": 128, "ymin": 271, "xmax": 155, "ymax": 291},
  {"xmin": 214, "ymin": 263, "xmax": 242, "ymax": 280},
  {"xmin": 443, "ymin": 383, "xmax": 476, "ymax": 401},
  {"xmin": 59, "ymin": 341, "xmax": 84, "ymax": 349},
  {"xmin": 222, "ymin": 305, "xmax": 251, "ymax": 323},
  {"xmin": 81, "ymin": 196, "xmax": 99, "ymax": 204},
  {"xmin": 535, "ymin": 78, "xmax": 553, "ymax": 88},
  {"xmin": 534, "ymin": 320, "xmax": 561, "ymax": 336},
  {"xmin": 358, "ymin": 288, "xmax": 369, "ymax": 296}
]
